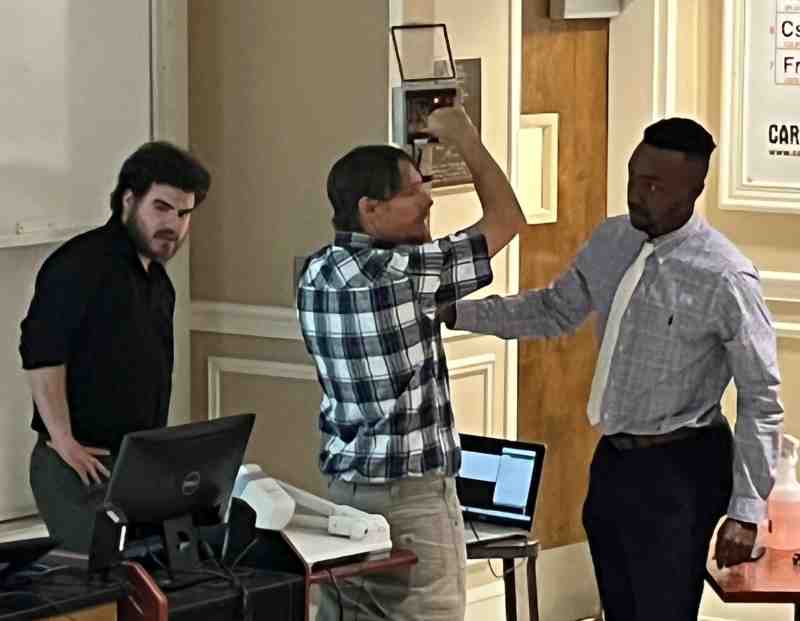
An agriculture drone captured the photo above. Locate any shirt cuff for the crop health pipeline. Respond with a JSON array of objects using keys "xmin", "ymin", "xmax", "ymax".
[
  {"xmin": 727, "ymin": 496, "xmax": 767, "ymax": 524},
  {"xmin": 453, "ymin": 300, "xmax": 479, "ymax": 332}
]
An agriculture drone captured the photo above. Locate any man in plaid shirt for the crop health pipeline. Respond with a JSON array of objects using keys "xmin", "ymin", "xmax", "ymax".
[{"xmin": 297, "ymin": 106, "xmax": 525, "ymax": 620}]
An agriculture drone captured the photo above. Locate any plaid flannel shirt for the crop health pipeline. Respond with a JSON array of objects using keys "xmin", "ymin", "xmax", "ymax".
[{"xmin": 297, "ymin": 226, "xmax": 493, "ymax": 483}]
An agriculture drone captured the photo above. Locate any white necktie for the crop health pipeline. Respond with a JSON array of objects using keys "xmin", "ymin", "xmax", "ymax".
[{"xmin": 587, "ymin": 241, "xmax": 654, "ymax": 425}]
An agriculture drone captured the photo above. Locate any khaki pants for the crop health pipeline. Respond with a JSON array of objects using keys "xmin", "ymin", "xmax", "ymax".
[{"xmin": 317, "ymin": 475, "xmax": 467, "ymax": 621}]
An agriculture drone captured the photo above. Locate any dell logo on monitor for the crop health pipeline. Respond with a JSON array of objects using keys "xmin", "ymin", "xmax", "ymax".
[{"xmin": 182, "ymin": 471, "xmax": 201, "ymax": 496}]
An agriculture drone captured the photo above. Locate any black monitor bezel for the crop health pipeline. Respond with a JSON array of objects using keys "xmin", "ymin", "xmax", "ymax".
[{"xmin": 457, "ymin": 433, "xmax": 547, "ymax": 531}]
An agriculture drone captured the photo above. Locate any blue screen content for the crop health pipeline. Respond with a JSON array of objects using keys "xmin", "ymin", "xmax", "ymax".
[{"xmin": 458, "ymin": 447, "xmax": 536, "ymax": 523}]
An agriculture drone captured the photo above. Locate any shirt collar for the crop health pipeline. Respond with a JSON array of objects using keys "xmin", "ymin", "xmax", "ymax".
[
  {"xmin": 106, "ymin": 215, "xmax": 164, "ymax": 277},
  {"xmin": 334, "ymin": 230, "xmax": 397, "ymax": 250},
  {"xmin": 649, "ymin": 211, "xmax": 702, "ymax": 257}
]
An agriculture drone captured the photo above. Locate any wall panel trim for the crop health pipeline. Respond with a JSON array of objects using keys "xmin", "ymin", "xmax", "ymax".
[
  {"xmin": 192, "ymin": 301, "xmax": 477, "ymax": 342},
  {"xmin": 206, "ymin": 356, "xmax": 317, "ymax": 420},
  {"xmin": 761, "ymin": 271, "xmax": 800, "ymax": 339},
  {"xmin": 448, "ymin": 353, "xmax": 497, "ymax": 436}
]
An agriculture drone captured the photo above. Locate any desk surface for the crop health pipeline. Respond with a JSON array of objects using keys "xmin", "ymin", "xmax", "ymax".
[
  {"xmin": 306, "ymin": 548, "xmax": 417, "ymax": 585},
  {"xmin": 467, "ymin": 536, "xmax": 540, "ymax": 560},
  {"xmin": 706, "ymin": 547, "xmax": 800, "ymax": 604},
  {"xmin": 145, "ymin": 561, "xmax": 304, "ymax": 621},
  {"xmin": 0, "ymin": 553, "xmax": 125, "ymax": 620}
]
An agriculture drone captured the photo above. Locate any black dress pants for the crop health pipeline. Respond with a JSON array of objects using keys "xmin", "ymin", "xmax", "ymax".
[
  {"xmin": 29, "ymin": 436, "xmax": 114, "ymax": 553},
  {"xmin": 582, "ymin": 423, "xmax": 734, "ymax": 621}
]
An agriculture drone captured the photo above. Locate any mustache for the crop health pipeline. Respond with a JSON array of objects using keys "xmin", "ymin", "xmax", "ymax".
[{"xmin": 154, "ymin": 229, "xmax": 178, "ymax": 241}]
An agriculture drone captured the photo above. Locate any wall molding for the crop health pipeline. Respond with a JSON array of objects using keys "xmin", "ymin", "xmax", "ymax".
[
  {"xmin": 761, "ymin": 271, "xmax": 800, "ymax": 339},
  {"xmin": 206, "ymin": 353, "xmax": 498, "ymax": 434},
  {"xmin": 761, "ymin": 270, "xmax": 800, "ymax": 303},
  {"xmin": 719, "ymin": 0, "xmax": 800, "ymax": 214},
  {"xmin": 195, "ymin": 268, "xmax": 800, "ymax": 350},
  {"xmin": 448, "ymin": 353, "xmax": 497, "ymax": 436},
  {"xmin": 207, "ymin": 356, "xmax": 317, "ymax": 420},
  {"xmin": 192, "ymin": 301, "xmax": 478, "ymax": 342},
  {"xmin": 193, "ymin": 301, "xmax": 302, "ymax": 341}
]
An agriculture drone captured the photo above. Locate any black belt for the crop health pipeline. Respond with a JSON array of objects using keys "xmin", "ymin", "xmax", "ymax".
[{"xmin": 605, "ymin": 425, "xmax": 707, "ymax": 450}]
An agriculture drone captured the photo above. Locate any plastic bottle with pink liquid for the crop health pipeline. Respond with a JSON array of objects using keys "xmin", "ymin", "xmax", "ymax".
[{"xmin": 766, "ymin": 434, "xmax": 800, "ymax": 551}]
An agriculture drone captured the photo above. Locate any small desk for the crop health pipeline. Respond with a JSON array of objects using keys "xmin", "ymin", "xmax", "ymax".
[
  {"xmin": 467, "ymin": 536, "xmax": 540, "ymax": 621},
  {"xmin": 705, "ymin": 547, "xmax": 800, "ymax": 620}
]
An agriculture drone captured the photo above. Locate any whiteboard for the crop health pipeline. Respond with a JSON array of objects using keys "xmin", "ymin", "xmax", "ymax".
[
  {"xmin": 0, "ymin": 1, "xmax": 151, "ymax": 247},
  {"xmin": 0, "ymin": 0, "xmax": 151, "ymax": 521}
]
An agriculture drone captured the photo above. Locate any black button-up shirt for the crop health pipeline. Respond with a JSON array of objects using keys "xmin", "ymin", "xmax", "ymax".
[{"xmin": 20, "ymin": 216, "xmax": 175, "ymax": 453}]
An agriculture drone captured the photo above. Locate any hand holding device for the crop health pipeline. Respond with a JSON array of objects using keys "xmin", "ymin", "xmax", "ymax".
[{"xmin": 423, "ymin": 105, "xmax": 477, "ymax": 148}]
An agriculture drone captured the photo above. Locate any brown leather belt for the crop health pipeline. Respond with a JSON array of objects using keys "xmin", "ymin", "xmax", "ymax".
[{"xmin": 605, "ymin": 425, "xmax": 706, "ymax": 450}]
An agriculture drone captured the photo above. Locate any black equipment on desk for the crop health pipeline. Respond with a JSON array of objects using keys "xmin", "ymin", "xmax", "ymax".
[
  {"xmin": 88, "ymin": 502, "xmax": 128, "ymax": 573},
  {"xmin": 90, "ymin": 413, "xmax": 255, "ymax": 574}
]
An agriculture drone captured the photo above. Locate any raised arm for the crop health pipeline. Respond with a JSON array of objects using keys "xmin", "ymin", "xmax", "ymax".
[{"xmin": 425, "ymin": 106, "xmax": 525, "ymax": 257}]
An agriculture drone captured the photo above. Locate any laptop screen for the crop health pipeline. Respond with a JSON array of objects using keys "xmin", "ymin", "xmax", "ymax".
[{"xmin": 456, "ymin": 433, "xmax": 546, "ymax": 530}]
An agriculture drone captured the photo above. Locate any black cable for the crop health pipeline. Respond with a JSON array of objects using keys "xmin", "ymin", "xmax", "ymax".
[
  {"xmin": 229, "ymin": 535, "xmax": 259, "ymax": 571},
  {"xmin": 202, "ymin": 540, "xmax": 252, "ymax": 621},
  {"xmin": 486, "ymin": 557, "xmax": 525, "ymax": 580},
  {"xmin": 466, "ymin": 520, "xmax": 525, "ymax": 579},
  {"xmin": 325, "ymin": 568, "xmax": 344, "ymax": 621}
]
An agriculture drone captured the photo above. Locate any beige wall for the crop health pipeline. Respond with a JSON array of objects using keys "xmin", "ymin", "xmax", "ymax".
[
  {"xmin": 697, "ymin": 0, "xmax": 800, "ymax": 439},
  {"xmin": 189, "ymin": 1, "xmax": 389, "ymax": 308},
  {"xmin": 188, "ymin": 0, "xmax": 389, "ymax": 492}
]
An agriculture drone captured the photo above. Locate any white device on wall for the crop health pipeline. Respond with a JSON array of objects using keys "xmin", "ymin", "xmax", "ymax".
[
  {"xmin": 390, "ymin": 23, "xmax": 460, "ymax": 160},
  {"xmin": 550, "ymin": 0, "xmax": 622, "ymax": 19},
  {"xmin": 232, "ymin": 464, "xmax": 391, "ymax": 549}
]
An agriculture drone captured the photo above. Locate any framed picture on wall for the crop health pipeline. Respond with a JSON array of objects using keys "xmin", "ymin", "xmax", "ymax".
[
  {"xmin": 430, "ymin": 57, "xmax": 481, "ymax": 189},
  {"xmin": 720, "ymin": 0, "xmax": 800, "ymax": 214}
]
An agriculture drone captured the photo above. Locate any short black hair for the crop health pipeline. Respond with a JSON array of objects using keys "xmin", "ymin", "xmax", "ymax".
[
  {"xmin": 643, "ymin": 117, "xmax": 716, "ymax": 162},
  {"xmin": 109, "ymin": 141, "xmax": 211, "ymax": 216},
  {"xmin": 326, "ymin": 145, "xmax": 415, "ymax": 232}
]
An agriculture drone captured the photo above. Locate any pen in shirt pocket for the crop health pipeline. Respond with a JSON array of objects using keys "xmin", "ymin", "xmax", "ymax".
[{"xmin": 667, "ymin": 314, "xmax": 674, "ymax": 326}]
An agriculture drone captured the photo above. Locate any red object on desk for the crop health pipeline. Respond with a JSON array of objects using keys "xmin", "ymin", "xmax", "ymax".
[
  {"xmin": 706, "ymin": 547, "xmax": 800, "ymax": 620},
  {"xmin": 306, "ymin": 548, "xmax": 417, "ymax": 585},
  {"xmin": 119, "ymin": 560, "xmax": 168, "ymax": 621}
]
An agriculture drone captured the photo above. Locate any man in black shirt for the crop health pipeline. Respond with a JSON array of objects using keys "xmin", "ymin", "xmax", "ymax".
[{"xmin": 19, "ymin": 142, "xmax": 210, "ymax": 552}]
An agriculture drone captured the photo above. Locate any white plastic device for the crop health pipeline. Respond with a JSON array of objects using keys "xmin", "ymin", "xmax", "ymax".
[{"xmin": 232, "ymin": 464, "xmax": 391, "ymax": 549}]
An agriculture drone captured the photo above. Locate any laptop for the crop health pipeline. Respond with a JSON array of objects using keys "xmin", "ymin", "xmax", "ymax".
[{"xmin": 456, "ymin": 433, "xmax": 546, "ymax": 544}]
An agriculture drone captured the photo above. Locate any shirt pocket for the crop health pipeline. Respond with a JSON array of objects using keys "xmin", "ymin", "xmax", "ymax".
[{"xmin": 654, "ymin": 300, "xmax": 709, "ymax": 381}]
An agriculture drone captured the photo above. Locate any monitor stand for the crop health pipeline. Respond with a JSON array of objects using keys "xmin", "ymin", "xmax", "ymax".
[{"xmin": 161, "ymin": 514, "xmax": 199, "ymax": 572}]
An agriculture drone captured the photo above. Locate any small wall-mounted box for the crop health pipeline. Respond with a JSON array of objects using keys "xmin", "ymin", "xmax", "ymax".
[{"xmin": 550, "ymin": 0, "xmax": 621, "ymax": 19}]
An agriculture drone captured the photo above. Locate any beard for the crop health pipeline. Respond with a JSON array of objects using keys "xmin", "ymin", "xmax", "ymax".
[{"xmin": 126, "ymin": 207, "xmax": 185, "ymax": 264}]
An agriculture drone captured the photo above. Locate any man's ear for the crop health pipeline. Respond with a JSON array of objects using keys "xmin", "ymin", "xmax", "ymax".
[
  {"xmin": 358, "ymin": 196, "xmax": 379, "ymax": 216},
  {"xmin": 121, "ymin": 189, "xmax": 135, "ymax": 223},
  {"xmin": 357, "ymin": 196, "xmax": 380, "ymax": 232}
]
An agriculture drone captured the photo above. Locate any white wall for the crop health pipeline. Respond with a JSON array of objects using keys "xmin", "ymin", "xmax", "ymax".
[{"xmin": 0, "ymin": 0, "xmax": 191, "ymax": 522}]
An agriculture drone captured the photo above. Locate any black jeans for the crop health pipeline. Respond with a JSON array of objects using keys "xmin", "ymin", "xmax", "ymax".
[
  {"xmin": 29, "ymin": 436, "xmax": 114, "ymax": 553},
  {"xmin": 582, "ymin": 423, "xmax": 734, "ymax": 621}
]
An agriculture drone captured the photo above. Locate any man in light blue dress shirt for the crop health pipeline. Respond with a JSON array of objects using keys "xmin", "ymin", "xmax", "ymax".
[{"xmin": 442, "ymin": 118, "xmax": 783, "ymax": 621}]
